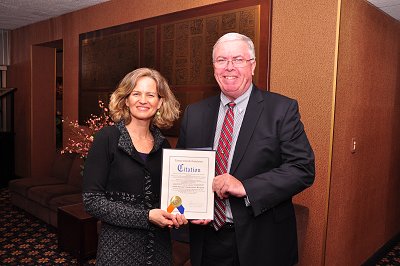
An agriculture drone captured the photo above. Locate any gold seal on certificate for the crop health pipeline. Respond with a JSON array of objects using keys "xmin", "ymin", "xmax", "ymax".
[
  {"xmin": 171, "ymin": 196, "xmax": 182, "ymax": 206},
  {"xmin": 167, "ymin": 196, "xmax": 185, "ymax": 214},
  {"xmin": 160, "ymin": 149, "xmax": 215, "ymax": 219}
]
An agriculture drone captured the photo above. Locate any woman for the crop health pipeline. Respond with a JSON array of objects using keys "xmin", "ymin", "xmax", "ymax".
[{"xmin": 83, "ymin": 68, "xmax": 187, "ymax": 265}]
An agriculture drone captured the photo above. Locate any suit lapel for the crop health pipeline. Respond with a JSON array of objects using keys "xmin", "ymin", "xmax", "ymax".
[
  {"xmin": 230, "ymin": 87, "xmax": 264, "ymax": 175},
  {"xmin": 202, "ymin": 96, "xmax": 220, "ymax": 148}
]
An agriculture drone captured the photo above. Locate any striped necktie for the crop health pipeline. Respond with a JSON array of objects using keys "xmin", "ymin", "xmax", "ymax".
[{"xmin": 213, "ymin": 102, "xmax": 235, "ymax": 230}]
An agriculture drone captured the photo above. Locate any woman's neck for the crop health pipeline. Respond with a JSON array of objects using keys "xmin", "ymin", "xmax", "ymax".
[
  {"xmin": 126, "ymin": 120, "xmax": 152, "ymax": 141},
  {"xmin": 126, "ymin": 120, "xmax": 154, "ymax": 154}
]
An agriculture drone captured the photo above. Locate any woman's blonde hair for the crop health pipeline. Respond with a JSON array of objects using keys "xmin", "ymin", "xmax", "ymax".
[{"xmin": 109, "ymin": 68, "xmax": 180, "ymax": 129}]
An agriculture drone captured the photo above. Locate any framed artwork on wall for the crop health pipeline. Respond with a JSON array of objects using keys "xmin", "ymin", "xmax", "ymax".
[{"xmin": 79, "ymin": 0, "xmax": 272, "ymax": 136}]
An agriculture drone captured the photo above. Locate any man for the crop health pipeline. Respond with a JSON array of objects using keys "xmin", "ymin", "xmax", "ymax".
[{"xmin": 176, "ymin": 33, "xmax": 315, "ymax": 266}]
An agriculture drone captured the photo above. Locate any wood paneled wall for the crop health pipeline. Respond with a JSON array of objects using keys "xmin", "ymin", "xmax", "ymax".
[
  {"xmin": 325, "ymin": 0, "xmax": 400, "ymax": 265},
  {"xmin": 7, "ymin": 0, "xmax": 400, "ymax": 265},
  {"xmin": 270, "ymin": 1, "xmax": 339, "ymax": 265}
]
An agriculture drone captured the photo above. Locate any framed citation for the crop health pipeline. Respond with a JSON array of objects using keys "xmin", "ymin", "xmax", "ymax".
[{"xmin": 161, "ymin": 148, "xmax": 215, "ymax": 220}]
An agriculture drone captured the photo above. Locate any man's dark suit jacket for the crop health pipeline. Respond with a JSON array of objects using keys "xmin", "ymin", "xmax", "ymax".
[{"xmin": 176, "ymin": 86, "xmax": 315, "ymax": 266}]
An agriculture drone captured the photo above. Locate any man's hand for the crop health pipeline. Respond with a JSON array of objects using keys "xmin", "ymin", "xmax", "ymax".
[
  {"xmin": 213, "ymin": 173, "xmax": 246, "ymax": 199},
  {"xmin": 190, "ymin": 219, "xmax": 212, "ymax": 225}
]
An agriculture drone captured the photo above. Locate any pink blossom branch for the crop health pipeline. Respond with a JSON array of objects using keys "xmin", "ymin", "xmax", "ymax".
[{"xmin": 61, "ymin": 100, "xmax": 114, "ymax": 159}]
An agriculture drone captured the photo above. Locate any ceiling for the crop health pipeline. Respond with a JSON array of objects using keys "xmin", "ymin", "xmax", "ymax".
[
  {"xmin": 367, "ymin": 0, "xmax": 400, "ymax": 21},
  {"xmin": 0, "ymin": 0, "xmax": 398, "ymax": 30},
  {"xmin": 0, "ymin": 0, "xmax": 110, "ymax": 30}
]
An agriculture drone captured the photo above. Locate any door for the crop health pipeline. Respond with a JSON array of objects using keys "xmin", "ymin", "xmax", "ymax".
[{"xmin": 31, "ymin": 45, "xmax": 56, "ymax": 177}]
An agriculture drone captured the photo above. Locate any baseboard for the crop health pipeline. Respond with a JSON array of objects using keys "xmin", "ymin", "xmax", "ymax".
[{"xmin": 362, "ymin": 232, "xmax": 400, "ymax": 266}]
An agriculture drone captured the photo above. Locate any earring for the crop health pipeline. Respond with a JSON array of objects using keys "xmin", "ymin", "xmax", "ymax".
[{"xmin": 156, "ymin": 110, "xmax": 161, "ymax": 116}]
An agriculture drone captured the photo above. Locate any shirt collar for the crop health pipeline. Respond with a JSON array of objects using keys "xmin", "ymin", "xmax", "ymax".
[{"xmin": 220, "ymin": 84, "xmax": 253, "ymax": 114}]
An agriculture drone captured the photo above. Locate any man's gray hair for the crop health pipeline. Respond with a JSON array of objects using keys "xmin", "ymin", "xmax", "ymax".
[{"xmin": 212, "ymin": 32, "xmax": 255, "ymax": 60}]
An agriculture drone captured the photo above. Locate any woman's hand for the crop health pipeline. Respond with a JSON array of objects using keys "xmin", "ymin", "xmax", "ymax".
[
  {"xmin": 171, "ymin": 213, "xmax": 188, "ymax": 228},
  {"xmin": 148, "ymin": 209, "xmax": 188, "ymax": 228},
  {"xmin": 148, "ymin": 209, "xmax": 175, "ymax": 228}
]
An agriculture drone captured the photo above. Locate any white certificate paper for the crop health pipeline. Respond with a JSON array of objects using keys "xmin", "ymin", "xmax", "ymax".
[{"xmin": 161, "ymin": 149, "xmax": 215, "ymax": 220}]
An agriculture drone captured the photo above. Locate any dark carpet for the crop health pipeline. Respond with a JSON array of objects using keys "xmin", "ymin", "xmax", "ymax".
[
  {"xmin": 375, "ymin": 243, "xmax": 400, "ymax": 265},
  {"xmin": 0, "ymin": 188, "xmax": 399, "ymax": 265},
  {"xmin": 0, "ymin": 188, "xmax": 95, "ymax": 265}
]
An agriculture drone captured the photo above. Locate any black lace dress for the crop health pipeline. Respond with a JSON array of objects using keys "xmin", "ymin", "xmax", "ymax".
[{"xmin": 83, "ymin": 121, "xmax": 172, "ymax": 265}]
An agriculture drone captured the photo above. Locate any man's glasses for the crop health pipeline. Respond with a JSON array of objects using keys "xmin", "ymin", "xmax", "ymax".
[{"xmin": 213, "ymin": 58, "xmax": 255, "ymax": 68}]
